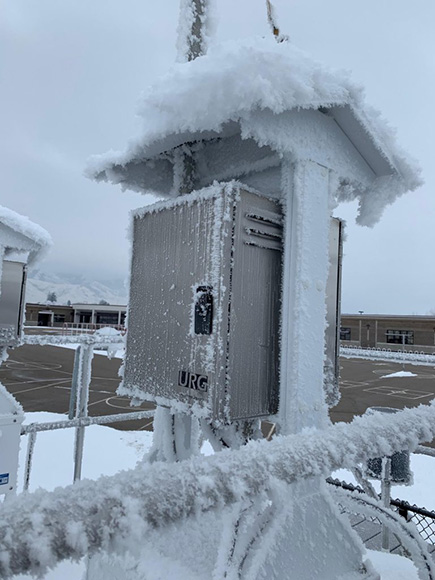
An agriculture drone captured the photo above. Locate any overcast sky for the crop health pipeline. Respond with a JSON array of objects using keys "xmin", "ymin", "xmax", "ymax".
[{"xmin": 1, "ymin": 1, "xmax": 434, "ymax": 314}]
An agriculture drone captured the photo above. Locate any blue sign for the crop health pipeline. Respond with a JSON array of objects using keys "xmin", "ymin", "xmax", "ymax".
[{"xmin": 0, "ymin": 473, "xmax": 9, "ymax": 485}]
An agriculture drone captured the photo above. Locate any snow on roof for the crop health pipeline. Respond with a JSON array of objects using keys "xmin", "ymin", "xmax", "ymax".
[
  {"xmin": 0, "ymin": 205, "xmax": 52, "ymax": 264},
  {"xmin": 87, "ymin": 38, "xmax": 422, "ymax": 221}
]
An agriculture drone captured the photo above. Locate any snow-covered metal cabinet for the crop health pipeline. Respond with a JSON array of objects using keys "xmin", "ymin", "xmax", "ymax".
[
  {"xmin": 0, "ymin": 384, "xmax": 23, "ymax": 496},
  {"xmin": 0, "ymin": 206, "xmax": 51, "ymax": 345},
  {"xmin": 0, "ymin": 261, "xmax": 27, "ymax": 346},
  {"xmin": 0, "ymin": 206, "xmax": 51, "ymax": 496},
  {"xmin": 124, "ymin": 186, "xmax": 281, "ymax": 422},
  {"xmin": 90, "ymin": 37, "xmax": 421, "ymax": 580}
]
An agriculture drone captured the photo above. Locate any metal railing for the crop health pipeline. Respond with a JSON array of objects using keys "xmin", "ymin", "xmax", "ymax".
[
  {"xmin": 3, "ymin": 338, "xmax": 435, "ymax": 578},
  {"xmin": 20, "ymin": 334, "xmax": 154, "ymax": 491},
  {"xmin": 0, "ymin": 400, "xmax": 434, "ymax": 578},
  {"xmin": 62, "ymin": 322, "xmax": 126, "ymax": 336}
]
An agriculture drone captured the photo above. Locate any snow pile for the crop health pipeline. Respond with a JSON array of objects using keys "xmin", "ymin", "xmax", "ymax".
[
  {"xmin": 87, "ymin": 37, "xmax": 421, "ymax": 224},
  {"xmin": 381, "ymin": 370, "xmax": 418, "ymax": 378},
  {"xmin": 0, "ymin": 206, "xmax": 52, "ymax": 265},
  {"xmin": 367, "ymin": 550, "xmax": 420, "ymax": 580},
  {"xmin": 1, "ymin": 401, "xmax": 435, "ymax": 578}
]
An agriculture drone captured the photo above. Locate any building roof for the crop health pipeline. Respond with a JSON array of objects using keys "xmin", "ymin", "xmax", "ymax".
[{"xmin": 86, "ymin": 38, "xmax": 422, "ymax": 226}]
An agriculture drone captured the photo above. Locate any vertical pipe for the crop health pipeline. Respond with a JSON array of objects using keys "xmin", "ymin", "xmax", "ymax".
[
  {"xmin": 381, "ymin": 457, "xmax": 392, "ymax": 551},
  {"xmin": 73, "ymin": 344, "xmax": 93, "ymax": 482},
  {"xmin": 68, "ymin": 346, "xmax": 81, "ymax": 420},
  {"xmin": 23, "ymin": 431, "xmax": 37, "ymax": 492},
  {"xmin": 279, "ymin": 160, "xmax": 331, "ymax": 434},
  {"xmin": 178, "ymin": 0, "xmax": 208, "ymax": 62}
]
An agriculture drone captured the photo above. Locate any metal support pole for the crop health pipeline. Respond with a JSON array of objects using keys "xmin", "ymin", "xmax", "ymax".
[
  {"xmin": 179, "ymin": 0, "xmax": 208, "ymax": 62},
  {"xmin": 73, "ymin": 344, "xmax": 93, "ymax": 482},
  {"xmin": 381, "ymin": 457, "xmax": 392, "ymax": 551},
  {"xmin": 68, "ymin": 345, "xmax": 81, "ymax": 420},
  {"xmin": 23, "ymin": 431, "xmax": 37, "ymax": 492}
]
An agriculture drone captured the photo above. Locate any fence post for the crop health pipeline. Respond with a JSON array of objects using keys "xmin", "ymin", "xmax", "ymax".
[
  {"xmin": 398, "ymin": 504, "xmax": 408, "ymax": 520},
  {"xmin": 23, "ymin": 431, "xmax": 37, "ymax": 492},
  {"xmin": 68, "ymin": 346, "xmax": 81, "ymax": 420},
  {"xmin": 381, "ymin": 457, "xmax": 392, "ymax": 550},
  {"xmin": 73, "ymin": 344, "xmax": 93, "ymax": 482}
]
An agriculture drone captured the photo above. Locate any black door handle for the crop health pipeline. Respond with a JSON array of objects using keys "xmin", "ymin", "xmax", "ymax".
[{"xmin": 194, "ymin": 286, "xmax": 213, "ymax": 335}]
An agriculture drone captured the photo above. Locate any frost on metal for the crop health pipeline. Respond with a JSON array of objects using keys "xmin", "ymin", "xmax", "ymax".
[
  {"xmin": 120, "ymin": 182, "xmax": 281, "ymax": 423},
  {"xmin": 0, "ymin": 401, "xmax": 435, "ymax": 578},
  {"xmin": 23, "ymin": 334, "xmax": 125, "ymax": 347},
  {"xmin": 0, "ymin": 205, "xmax": 52, "ymax": 265},
  {"xmin": 87, "ymin": 38, "xmax": 421, "ymax": 226},
  {"xmin": 176, "ymin": 0, "xmax": 215, "ymax": 62}
]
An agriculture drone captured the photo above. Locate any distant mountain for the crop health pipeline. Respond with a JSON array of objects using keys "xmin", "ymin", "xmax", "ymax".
[{"xmin": 26, "ymin": 271, "xmax": 128, "ymax": 305}]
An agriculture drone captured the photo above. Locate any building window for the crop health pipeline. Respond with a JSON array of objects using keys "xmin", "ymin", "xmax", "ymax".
[
  {"xmin": 96, "ymin": 312, "xmax": 119, "ymax": 325},
  {"xmin": 54, "ymin": 314, "xmax": 65, "ymax": 323},
  {"xmin": 385, "ymin": 330, "xmax": 414, "ymax": 345},
  {"xmin": 340, "ymin": 327, "xmax": 351, "ymax": 341}
]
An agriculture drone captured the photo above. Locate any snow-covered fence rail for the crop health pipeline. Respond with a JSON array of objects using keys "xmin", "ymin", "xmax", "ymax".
[
  {"xmin": 1, "ymin": 402, "xmax": 435, "ymax": 578},
  {"xmin": 21, "ymin": 410, "xmax": 155, "ymax": 434},
  {"xmin": 341, "ymin": 345, "xmax": 435, "ymax": 366},
  {"xmin": 22, "ymin": 333, "xmax": 125, "ymax": 348}
]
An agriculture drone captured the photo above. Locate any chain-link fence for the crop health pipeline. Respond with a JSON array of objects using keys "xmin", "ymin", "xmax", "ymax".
[{"xmin": 327, "ymin": 477, "xmax": 435, "ymax": 550}]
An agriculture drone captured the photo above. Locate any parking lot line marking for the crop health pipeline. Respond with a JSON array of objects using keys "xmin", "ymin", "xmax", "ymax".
[
  {"xmin": 5, "ymin": 377, "xmax": 72, "ymax": 387},
  {"xmin": 87, "ymin": 397, "xmax": 113, "ymax": 408},
  {"xmin": 12, "ymin": 380, "xmax": 71, "ymax": 394},
  {"xmin": 340, "ymin": 381, "xmax": 369, "ymax": 389},
  {"xmin": 363, "ymin": 386, "xmax": 434, "ymax": 400},
  {"xmin": 54, "ymin": 386, "xmax": 113, "ymax": 395}
]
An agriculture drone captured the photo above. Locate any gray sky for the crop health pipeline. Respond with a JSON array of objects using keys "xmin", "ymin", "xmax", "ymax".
[{"xmin": 1, "ymin": 1, "xmax": 434, "ymax": 314}]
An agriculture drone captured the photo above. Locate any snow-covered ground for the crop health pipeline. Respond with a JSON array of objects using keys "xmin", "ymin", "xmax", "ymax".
[
  {"xmin": 9, "ymin": 411, "xmax": 433, "ymax": 579},
  {"xmin": 12, "ymin": 412, "xmax": 152, "ymax": 580},
  {"xmin": 18, "ymin": 412, "xmax": 152, "ymax": 493},
  {"xmin": 366, "ymin": 550, "xmax": 419, "ymax": 580}
]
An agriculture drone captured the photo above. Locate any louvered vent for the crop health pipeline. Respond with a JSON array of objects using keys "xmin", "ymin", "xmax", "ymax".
[{"xmin": 243, "ymin": 210, "xmax": 283, "ymax": 251}]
